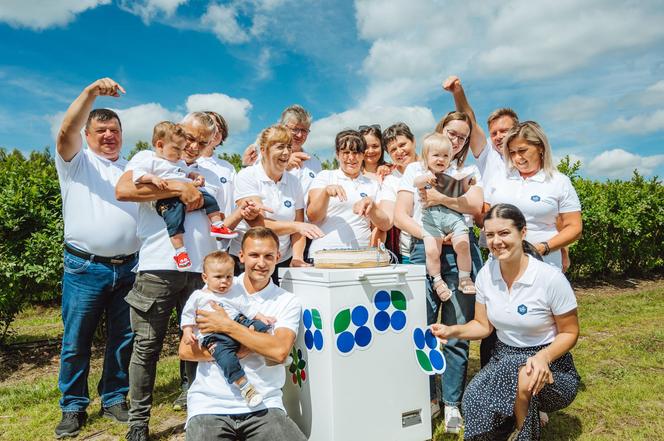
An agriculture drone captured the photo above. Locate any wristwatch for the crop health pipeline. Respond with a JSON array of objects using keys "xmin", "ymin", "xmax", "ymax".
[{"xmin": 539, "ymin": 241, "xmax": 551, "ymax": 256}]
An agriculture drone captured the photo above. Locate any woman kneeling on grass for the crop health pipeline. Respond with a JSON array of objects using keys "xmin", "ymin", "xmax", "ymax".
[{"xmin": 431, "ymin": 203, "xmax": 580, "ymax": 440}]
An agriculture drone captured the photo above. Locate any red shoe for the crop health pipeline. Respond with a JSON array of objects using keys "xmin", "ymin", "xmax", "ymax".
[
  {"xmin": 210, "ymin": 224, "xmax": 238, "ymax": 239},
  {"xmin": 174, "ymin": 252, "xmax": 192, "ymax": 271}
]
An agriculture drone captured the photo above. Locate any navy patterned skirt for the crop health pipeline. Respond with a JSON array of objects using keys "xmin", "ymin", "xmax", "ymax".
[{"xmin": 462, "ymin": 340, "xmax": 580, "ymax": 440}]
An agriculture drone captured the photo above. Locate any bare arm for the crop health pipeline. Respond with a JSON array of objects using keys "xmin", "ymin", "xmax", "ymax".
[
  {"xmin": 57, "ymin": 78, "xmax": 125, "ymax": 161},
  {"xmin": 377, "ymin": 200, "xmax": 395, "ymax": 230},
  {"xmin": 306, "ymin": 188, "xmax": 333, "ymax": 223},
  {"xmin": 420, "ymin": 185, "xmax": 484, "ymax": 216},
  {"xmin": 291, "ymin": 209, "xmax": 308, "ymax": 263},
  {"xmin": 442, "ymin": 76, "xmax": 486, "ymax": 158},
  {"xmin": 115, "ymin": 170, "xmax": 204, "ymax": 211},
  {"xmin": 430, "ymin": 302, "xmax": 494, "ymax": 341},
  {"xmin": 394, "ymin": 191, "xmax": 424, "ymax": 240}
]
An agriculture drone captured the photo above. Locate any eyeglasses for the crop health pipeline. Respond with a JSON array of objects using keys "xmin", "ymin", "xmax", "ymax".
[
  {"xmin": 358, "ymin": 124, "xmax": 381, "ymax": 132},
  {"xmin": 338, "ymin": 149, "xmax": 362, "ymax": 157},
  {"xmin": 184, "ymin": 133, "xmax": 209, "ymax": 146},
  {"xmin": 286, "ymin": 125, "xmax": 310, "ymax": 136},
  {"xmin": 444, "ymin": 129, "xmax": 468, "ymax": 144}
]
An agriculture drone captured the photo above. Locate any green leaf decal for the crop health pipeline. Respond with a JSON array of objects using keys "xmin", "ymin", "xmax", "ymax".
[
  {"xmin": 392, "ymin": 290, "xmax": 407, "ymax": 310},
  {"xmin": 334, "ymin": 309, "xmax": 351, "ymax": 334},
  {"xmin": 416, "ymin": 349, "xmax": 433, "ymax": 372},
  {"xmin": 312, "ymin": 309, "xmax": 322, "ymax": 329}
]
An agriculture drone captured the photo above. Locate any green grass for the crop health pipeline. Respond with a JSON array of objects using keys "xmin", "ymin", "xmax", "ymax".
[{"xmin": 1, "ymin": 283, "xmax": 663, "ymax": 440}]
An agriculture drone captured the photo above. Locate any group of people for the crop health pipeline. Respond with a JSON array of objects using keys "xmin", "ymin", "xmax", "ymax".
[{"xmin": 54, "ymin": 75, "xmax": 582, "ymax": 441}]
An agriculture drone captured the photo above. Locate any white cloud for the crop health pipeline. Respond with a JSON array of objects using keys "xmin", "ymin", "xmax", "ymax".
[
  {"xmin": 609, "ymin": 109, "xmax": 664, "ymax": 134},
  {"xmin": 185, "ymin": 93, "xmax": 252, "ymax": 133},
  {"xmin": 547, "ymin": 96, "xmax": 604, "ymax": 122},
  {"xmin": 118, "ymin": 0, "xmax": 187, "ymax": 23},
  {"xmin": 48, "ymin": 94, "xmax": 252, "ymax": 153},
  {"xmin": 201, "ymin": 3, "xmax": 250, "ymax": 44},
  {"xmin": 0, "ymin": 0, "xmax": 109, "ymax": 30},
  {"xmin": 306, "ymin": 105, "xmax": 437, "ymax": 154},
  {"xmin": 586, "ymin": 148, "xmax": 664, "ymax": 178}
]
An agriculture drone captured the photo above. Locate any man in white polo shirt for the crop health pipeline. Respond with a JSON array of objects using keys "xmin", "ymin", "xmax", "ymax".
[
  {"xmin": 54, "ymin": 78, "xmax": 139, "ymax": 438},
  {"xmin": 180, "ymin": 227, "xmax": 306, "ymax": 441}
]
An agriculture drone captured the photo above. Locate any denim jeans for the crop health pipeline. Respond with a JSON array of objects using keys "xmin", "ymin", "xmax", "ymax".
[
  {"xmin": 58, "ymin": 250, "xmax": 137, "ymax": 411},
  {"xmin": 186, "ymin": 409, "xmax": 307, "ymax": 441},
  {"xmin": 410, "ymin": 232, "xmax": 483, "ymax": 407},
  {"xmin": 125, "ymin": 270, "xmax": 203, "ymax": 425}
]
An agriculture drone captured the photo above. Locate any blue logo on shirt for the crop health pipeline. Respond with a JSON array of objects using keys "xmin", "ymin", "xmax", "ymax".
[
  {"xmin": 220, "ymin": 177, "xmax": 227, "ymax": 184},
  {"xmin": 531, "ymin": 195, "xmax": 541, "ymax": 202},
  {"xmin": 360, "ymin": 192, "xmax": 368, "ymax": 198},
  {"xmin": 309, "ymin": 172, "xmax": 315, "ymax": 178},
  {"xmin": 284, "ymin": 200, "xmax": 292, "ymax": 208},
  {"xmin": 517, "ymin": 304, "xmax": 528, "ymax": 315}
]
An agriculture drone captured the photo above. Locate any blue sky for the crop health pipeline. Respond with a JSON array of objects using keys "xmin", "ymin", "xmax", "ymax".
[{"xmin": 1, "ymin": 0, "xmax": 663, "ymax": 179}]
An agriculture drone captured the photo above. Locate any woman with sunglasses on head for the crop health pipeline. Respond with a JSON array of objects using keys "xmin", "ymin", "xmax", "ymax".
[
  {"xmin": 431, "ymin": 203, "xmax": 580, "ymax": 440},
  {"xmin": 306, "ymin": 130, "xmax": 391, "ymax": 259},
  {"xmin": 482, "ymin": 121, "xmax": 582, "ymax": 271},
  {"xmin": 395, "ymin": 112, "xmax": 484, "ymax": 434}
]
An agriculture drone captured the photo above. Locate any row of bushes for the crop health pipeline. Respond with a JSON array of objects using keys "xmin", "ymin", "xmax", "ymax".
[{"xmin": 0, "ymin": 149, "xmax": 662, "ymax": 343}]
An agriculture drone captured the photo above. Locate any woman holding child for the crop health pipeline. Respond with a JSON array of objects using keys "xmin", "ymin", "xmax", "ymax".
[
  {"xmin": 394, "ymin": 113, "xmax": 484, "ymax": 433},
  {"xmin": 230, "ymin": 125, "xmax": 323, "ymax": 284},
  {"xmin": 431, "ymin": 203, "xmax": 580, "ymax": 440}
]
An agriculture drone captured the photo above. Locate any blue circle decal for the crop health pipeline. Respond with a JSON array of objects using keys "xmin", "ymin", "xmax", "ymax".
[
  {"xmin": 430, "ymin": 349, "xmax": 445, "ymax": 370},
  {"xmin": 531, "ymin": 195, "xmax": 541, "ymax": 202},
  {"xmin": 374, "ymin": 290, "xmax": 391, "ymax": 311},
  {"xmin": 425, "ymin": 329, "xmax": 437, "ymax": 349},
  {"xmin": 354, "ymin": 326, "xmax": 372, "ymax": 347},
  {"xmin": 374, "ymin": 311, "xmax": 391, "ymax": 332},
  {"xmin": 220, "ymin": 177, "xmax": 227, "ymax": 184},
  {"xmin": 284, "ymin": 200, "xmax": 292, "ymax": 208},
  {"xmin": 391, "ymin": 310, "xmax": 407, "ymax": 331},
  {"xmin": 351, "ymin": 306, "xmax": 369, "ymax": 326},
  {"xmin": 303, "ymin": 309, "xmax": 312, "ymax": 328},
  {"xmin": 313, "ymin": 330, "xmax": 324, "ymax": 350},
  {"xmin": 304, "ymin": 330, "xmax": 314, "ymax": 350},
  {"xmin": 518, "ymin": 304, "xmax": 528, "ymax": 315},
  {"xmin": 413, "ymin": 328, "xmax": 426, "ymax": 350},
  {"xmin": 309, "ymin": 171, "xmax": 315, "ymax": 178},
  {"xmin": 360, "ymin": 192, "xmax": 368, "ymax": 197},
  {"xmin": 337, "ymin": 331, "xmax": 355, "ymax": 353}
]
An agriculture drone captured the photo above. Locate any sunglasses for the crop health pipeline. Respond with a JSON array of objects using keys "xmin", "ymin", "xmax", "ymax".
[{"xmin": 358, "ymin": 124, "xmax": 381, "ymax": 132}]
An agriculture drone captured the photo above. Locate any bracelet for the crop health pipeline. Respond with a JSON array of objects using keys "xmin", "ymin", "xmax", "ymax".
[{"xmin": 539, "ymin": 241, "xmax": 551, "ymax": 256}]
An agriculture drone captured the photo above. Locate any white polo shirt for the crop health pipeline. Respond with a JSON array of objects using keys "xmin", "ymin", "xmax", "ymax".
[
  {"xmin": 474, "ymin": 139, "xmax": 505, "ymax": 196},
  {"xmin": 399, "ymin": 160, "xmax": 482, "ymax": 229},
  {"xmin": 129, "ymin": 153, "xmax": 191, "ymax": 183},
  {"xmin": 196, "ymin": 155, "xmax": 236, "ymax": 217},
  {"xmin": 287, "ymin": 152, "xmax": 322, "ymax": 197},
  {"xmin": 230, "ymin": 162, "xmax": 304, "ymax": 262},
  {"xmin": 56, "ymin": 148, "xmax": 139, "ymax": 256},
  {"xmin": 125, "ymin": 150, "xmax": 218, "ymax": 273},
  {"xmin": 186, "ymin": 274, "xmax": 301, "ymax": 421},
  {"xmin": 377, "ymin": 170, "xmax": 411, "ymax": 257},
  {"xmin": 307, "ymin": 169, "xmax": 381, "ymax": 257},
  {"xmin": 484, "ymin": 169, "xmax": 581, "ymax": 269},
  {"xmin": 476, "ymin": 255, "xmax": 577, "ymax": 347}
]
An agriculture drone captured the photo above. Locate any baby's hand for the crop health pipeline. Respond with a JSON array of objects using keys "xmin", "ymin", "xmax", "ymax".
[
  {"xmin": 254, "ymin": 313, "xmax": 277, "ymax": 326},
  {"xmin": 151, "ymin": 176, "xmax": 168, "ymax": 190},
  {"xmin": 192, "ymin": 175, "xmax": 205, "ymax": 187},
  {"xmin": 425, "ymin": 172, "xmax": 438, "ymax": 186},
  {"xmin": 182, "ymin": 327, "xmax": 198, "ymax": 346}
]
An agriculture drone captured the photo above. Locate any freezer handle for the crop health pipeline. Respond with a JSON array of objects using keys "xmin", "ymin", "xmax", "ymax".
[{"xmin": 356, "ymin": 268, "xmax": 408, "ymax": 286}]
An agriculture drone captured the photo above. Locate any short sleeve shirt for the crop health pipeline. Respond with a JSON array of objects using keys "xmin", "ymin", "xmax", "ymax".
[
  {"xmin": 287, "ymin": 152, "xmax": 322, "ymax": 197},
  {"xmin": 129, "ymin": 151, "xmax": 191, "ymax": 183},
  {"xmin": 229, "ymin": 162, "xmax": 304, "ymax": 262},
  {"xmin": 307, "ymin": 169, "xmax": 381, "ymax": 257},
  {"xmin": 197, "ymin": 155, "xmax": 237, "ymax": 216},
  {"xmin": 475, "ymin": 255, "xmax": 577, "ymax": 347},
  {"xmin": 180, "ymin": 288, "xmax": 258, "ymax": 340}
]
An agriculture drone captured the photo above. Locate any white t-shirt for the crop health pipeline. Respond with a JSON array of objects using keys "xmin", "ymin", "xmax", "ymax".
[
  {"xmin": 484, "ymin": 169, "xmax": 581, "ymax": 268},
  {"xmin": 307, "ymin": 169, "xmax": 381, "ymax": 257},
  {"xmin": 56, "ymin": 148, "xmax": 139, "ymax": 256},
  {"xmin": 186, "ymin": 274, "xmax": 301, "ymax": 421},
  {"xmin": 399, "ymin": 160, "xmax": 483, "ymax": 230},
  {"xmin": 377, "ymin": 170, "xmax": 411, "ymax": 257},
  {"xmin": 197, "ymin": 155, "xmax": 236, "ymax": 217},
  {"xmin": 180, "ymin": 288, "xmax": 258, "ymax": 341},
  {"xmin": 475, "ymin": 255, "xmax": 578, "ymax": 347},
  {"xmin": 129, "ymin": 153, "xmax": 191, "ymax": 183},
  {"xmin": 125, "ymin": 150, "xmax": 218, "ymax": 273},
  {"xmin": 230, "ymin": 162, "xmax": 305, "ymax": 262}
]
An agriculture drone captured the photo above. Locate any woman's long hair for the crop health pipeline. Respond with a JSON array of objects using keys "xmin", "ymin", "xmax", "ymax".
[{"xmin": 484, "ymin": 203, "xmax": 543, "ymax": 261}]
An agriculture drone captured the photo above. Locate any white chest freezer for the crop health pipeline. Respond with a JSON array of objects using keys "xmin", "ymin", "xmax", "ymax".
[{"xmin": 279, "ymin": 264, "xmax": 432, "ymax": 441}]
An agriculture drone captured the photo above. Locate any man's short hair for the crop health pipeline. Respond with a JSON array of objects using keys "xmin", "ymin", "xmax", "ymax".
[
  {"xmin": 151, "ymin": 121, "xmax": 186, "ymax": 146},
  {"xmin": 487, "ymin": 108, "xmax": 519, "ymax": 128},
  {"xmin": 203, "ymin": 250, "xmax": 235, "ymax": 273},
  {"xmin": 86, "ymin": 108, "xmax": 121, "ymax": 131},
  {"xmin": 382, "ymin": 122, "xmax": 414, "ymax": 148},
  {"xmin": 279, "ymin": 105, "xmax": 312, "ymax": 127},
  {"xmin": 241, "ymin": 227, "xmax": 280, "ymax": 251}
]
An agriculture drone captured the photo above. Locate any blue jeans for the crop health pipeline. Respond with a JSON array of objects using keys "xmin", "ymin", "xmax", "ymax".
[
  {"xmin": 58, "ymin": 250, "xmax": 137, "ymax": 411},
  {"xmin": 410, "ymin": 232, "xmax": 483, "ymax": 407}
]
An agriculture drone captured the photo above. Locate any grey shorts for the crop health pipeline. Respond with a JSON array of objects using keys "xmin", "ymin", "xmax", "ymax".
[{"xmin": 422, "ymin": 206, "xmax": 468, "ymax": 239}]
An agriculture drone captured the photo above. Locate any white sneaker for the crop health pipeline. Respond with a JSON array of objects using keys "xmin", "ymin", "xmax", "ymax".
[
  {"xmin": 430, "ymin": 401, "xmax": 441, "ymax": 419},
  {"xmin": 444, "ymin": 405, "xmax": 463, "ymax": 434},
  {"xmin": 240, "ymin": 383, "xmax": 264, "ymax": 407}
]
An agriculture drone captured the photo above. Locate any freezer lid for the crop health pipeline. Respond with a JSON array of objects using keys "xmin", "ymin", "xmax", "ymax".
[{"xmin": 279, "ymin": 264, "xmax": 426, "ymax": 286}]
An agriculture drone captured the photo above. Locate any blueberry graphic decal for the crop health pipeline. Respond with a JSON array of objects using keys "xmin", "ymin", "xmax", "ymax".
[
  {"xmin": 284, "ymin": 200, "xmax": 292, "ymax": 208},
  {"xmin": 302, "ymin": 308, "xmax": 324, "ymax": 351},
  {"xmin": 517, "ymin": 304, "xmax": 528, "ymax": 315},
  {"xmin": 531, "ymin": 195, "xmax": 541, "ymax": 202},
  {"xmin": 220, "ymin": 177, "xmax": 227, "ymax": 184},
  {"xmin": 333, "ymin": 305, "xmax": 373, "ymax": 355},
  {"xmin": 372, "ymin": 289, "xmax": 407, "ymax": 334},
  {"xmin": 412, "ymin": 327, "xmax": 446, "ymax": 374},
  {"xmin": 288, "ymin": 347, "xmax": 307, "ymax": 387},
  {"xmin": 309, "ymin": 171, "xmax": 315, "ymax": 178}
]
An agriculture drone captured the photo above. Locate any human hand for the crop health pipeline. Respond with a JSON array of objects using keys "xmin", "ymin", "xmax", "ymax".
[
  {"xmin": 325, "ymin": 184, "xmax": 347, "ymax": 201},
  {"xmin": 179, "ymin": 182, "xmax": 204, "ymax": 211},
  {"xmin": 182, "ymin": 328, "xmax": 198, "ymax": 346},
  {"xmin": 419, "ymin": 186, "xmax": 447, "ymax": 209},
  {"xmin": 86, "ymin": 77, "xmax": 126, "ymax": 97},
  {"xmin": 290, "ymin": 258, "xmax": 312, "ymax": 268},
  {"xmin": 534, "ymin": 242, "xmax": 547, "ymax": 256},
  {"xmin": 425, "ymin": 172, "xmax": 438, "ymax": 186},
  {"xmin": 287, "ymin": 151, "xmax": 311, "ymax": 170},
  {"xmin": 441, "ymin": 232, "xmax": 453, "ymax": 246},
  {"xmin": 296, "ymin": 222, "xmax": 325, "ymax": 239},
  {"xmin": 192, "ymin": 175, "xmax": 205, "ymax": 187},
  {"xmin": 442, "ymin": 75, "xmax": 462, "ymax": 94},
  {"xmin": 525, "ymin": 353, "xmax": 554, "ymax": 396},
  {"xmin": 242, "ymin": 145, "xmax": 258, "ymax": 166},
  {"xmin": 236, "ymin": 344, "xmax": 252, "ymax": 359},
  {"xmin": 429, "ymin": 323, "xmax": 453, "ymax": 344},
  {"xmin": 353, "ymin": 197, "xmax": 374, "ymax": 218},
  {"xmin": 151, "ymin": 176, "xmax": 168, "ymax": 190},
  {"xmin": 254, "ymin": 313, "xmax": 277, "ymax": 326},
  {"xmin": 196, "ymin": 302, "xmax": 232, "ymax": 334},
  {"xmin": 376, "ymin": 164, "xmax": 395, "ymax": 182},
  {"xmin": 240, "ymin": 200, "xmax": 273, "ymax": 220}
]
